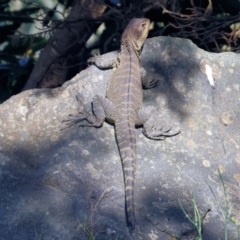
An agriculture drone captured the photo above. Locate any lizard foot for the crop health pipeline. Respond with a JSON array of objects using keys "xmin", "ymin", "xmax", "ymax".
[
  {"xmin": 142, "ymin": 125, "xmax": 180, "ymax": 140},
  {"xmin": 87, "ymin": 55, "xmax": 99, "ymax": 65},
  {"xmin": 143, "ymin": 77, "xmax": 158, "ymax": 89},
  {"xmin": 62, "ymin": 107, "xmax": 104, "ymax": 129},
  {"xmin": 60, "ymin": 94, "xmax": 104, "ymax": 130}
]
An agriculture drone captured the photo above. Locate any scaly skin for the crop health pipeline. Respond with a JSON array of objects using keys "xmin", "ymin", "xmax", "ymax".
[
  {"xmin": 64, "ymin": 18, "xmax": 180, "ymax": 230},
  {"xmin": 106, "ymin": 18, "xmax": 151, "ymax": 230}
]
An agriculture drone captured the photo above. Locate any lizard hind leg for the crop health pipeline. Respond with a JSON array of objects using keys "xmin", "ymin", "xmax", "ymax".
[
  {"xmin": 137, "ymin": 106, "xmax": 180, "ymax": 140},
  {"xmin": 143, "ymin": 123, "xmax": 180, "ymax": 140},
  {"xmin": 62, "ymin": 95, "xmax": 115, "ymax": 129}
]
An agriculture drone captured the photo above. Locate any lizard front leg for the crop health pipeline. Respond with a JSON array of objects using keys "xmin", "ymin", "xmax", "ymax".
[
  {"xmin": 88, "ymin": 51, "xmax": 119, "ymax": 69},
  {"xmin": 137, "ymin": 106, "xmax": 180, "ymax": 140},
  {"xmin": 141, "ymin": 67, "xmax": 159, "ymax": 89}
]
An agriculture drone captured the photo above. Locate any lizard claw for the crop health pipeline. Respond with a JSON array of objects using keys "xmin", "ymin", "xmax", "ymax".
[
  {"xmin": 142, "ymin": 125, "xmax": 180, "ymax": 140},
  {"xmin": 87, "ymin": 54, "xmax": 100, "ymax": 66},
  {"xmin": 87, "ymin": 57, "xmax": 95, "ymax": 66},
  {"xmin": 148, "ymin": 77, "xmax": 158, "ymax": 88},
  {"xmin": 60, "ymin": 92, "xmax": 96, "ymax": 130},
  {"xmin": 142, "ymin": 76, "xmax": 159, "ymax": 89},
  {"xmin": 60, "ymin": 112, "xmax": 88, "ymax": 130}
]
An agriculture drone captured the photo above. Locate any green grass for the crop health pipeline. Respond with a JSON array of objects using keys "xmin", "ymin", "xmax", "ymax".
[
  {"xmin": 180, "ymin": 167, "xmax": 240, "ymax": 240},
  {"xmin": 207, "ymin": 168, "xmax": 240, "ymax": 240},
  {"xmin": 179, "ymin": 197, "xmax": 209, "ymax": 240},
  {"xmin": 77, "ymin": 218, "xmax": 97, "ymax": 240}
]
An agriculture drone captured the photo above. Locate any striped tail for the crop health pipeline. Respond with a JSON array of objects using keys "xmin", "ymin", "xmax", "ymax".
[{"xmin": 115, "ymin": 120, "xmax": 136, "ymax": 230}]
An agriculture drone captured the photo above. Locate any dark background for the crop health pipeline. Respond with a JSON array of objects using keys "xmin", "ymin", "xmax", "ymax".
[{"xmin": 1, "ymin": 0, "xmax": 240, "ymax": 102}]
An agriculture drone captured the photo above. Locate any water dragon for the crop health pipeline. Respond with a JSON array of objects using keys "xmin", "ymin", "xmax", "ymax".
[{"xmin": 65, "ymin": 18, "xmax": 179, "ymax": 230}]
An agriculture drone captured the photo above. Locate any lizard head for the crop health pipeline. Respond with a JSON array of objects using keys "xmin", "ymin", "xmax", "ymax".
[{"xmin": 122, "ymin": 18, "xmax": 150, "ymax": 55}]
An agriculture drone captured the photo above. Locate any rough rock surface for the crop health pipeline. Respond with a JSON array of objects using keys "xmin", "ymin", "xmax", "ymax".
[{"xmin": 0, "ymin": 36, "xmax": 240, "ymax": 240}]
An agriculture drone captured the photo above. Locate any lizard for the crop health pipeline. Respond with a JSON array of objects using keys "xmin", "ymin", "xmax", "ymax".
[{"xmin": 64, "ymin": 18, "xmax": 179, "ymax": 230}]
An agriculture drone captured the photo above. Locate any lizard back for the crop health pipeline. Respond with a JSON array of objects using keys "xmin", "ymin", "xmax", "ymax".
[{"xmin": 105, "ymin": 18, "xmax": 150, "ymax": 229}]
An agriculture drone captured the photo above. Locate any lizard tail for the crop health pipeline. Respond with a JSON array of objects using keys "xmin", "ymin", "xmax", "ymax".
[{"xmin": 115, "ymin": 121, "xmax": 136, "ymax": 230}]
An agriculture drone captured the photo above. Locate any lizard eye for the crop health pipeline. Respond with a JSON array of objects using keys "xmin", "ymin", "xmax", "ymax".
[{"xmin": 142, "ymin": 23, "xmax": 146, "ymax": 27}]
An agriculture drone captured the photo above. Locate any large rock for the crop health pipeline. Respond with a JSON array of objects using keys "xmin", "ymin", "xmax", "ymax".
[{"xmin": 0, "ymin": 36, "xmax": 239, "ymax": 240}]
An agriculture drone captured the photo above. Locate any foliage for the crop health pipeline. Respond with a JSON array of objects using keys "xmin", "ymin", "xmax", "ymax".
[
  {"xmin": 1, "ymin": 0, "xmax": 240, "ymax": 101},
  {"xmin": 179, "ymin": 168, "xmax": 240, "ymax": 240},
  {"xmin": 0, "ymin": 0, "xmax": 46, "ymax": 102}
]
